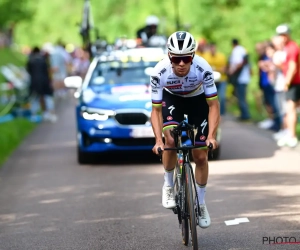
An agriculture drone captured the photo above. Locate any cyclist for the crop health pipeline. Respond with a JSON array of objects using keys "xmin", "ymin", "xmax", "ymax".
[{"xmin": 151, "ymin": 31, "xmax": 220, "ymax": 229}]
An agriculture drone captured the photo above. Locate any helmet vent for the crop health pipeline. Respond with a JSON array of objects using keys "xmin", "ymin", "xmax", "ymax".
[
  {"xmin": 170, "ymin": 38, "xmax": 175, "ymax": 48},
  {"xmin": 178, "ymin": 40, "xmax": 183, "ymax": 50},
  {"xmin": 187, "ymin": 38, "xmax": 192, "ymax": 48}
]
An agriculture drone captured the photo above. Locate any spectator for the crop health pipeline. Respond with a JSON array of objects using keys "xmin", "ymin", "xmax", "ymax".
[
  {"xmin": 256, "ymin": 41, "xmax": 273, "ymax": 128},
  {"xmin": 136, "ymin": 15, "xmax": 160, "ymax": 46},
  {"xmin": 47, "ymin": 42, "xmax": 69, "ymax": 98},
  {"xmin": 195, "ymin": 38, "xmax": 210, "ymax": 61},
  {"xmin": 26, "ymin": 46, "xmax": 57, "ymax": 123},
  {"xmin": 275, "ymin": 24, "xmax": 300, "ymax": 148},
  {"xmin": 228, "ymin": 38, "xmax": 251, "ymax": 121},
  {"xmin": 272, "ymin": 35, "xmax": 289, "ymax": 140},
  {"xmin": 72, "ymin": 48, "xmax": 90, "ymax": 79},
  {"xmin": 257, "ymin": 41, "xmax": 281, "ymax": 131},
  {"xmin": 206, "ymin": 42, "xmax": 228, "ymax": 116}
]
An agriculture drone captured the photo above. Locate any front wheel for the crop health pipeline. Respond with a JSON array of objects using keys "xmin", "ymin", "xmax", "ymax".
[
  {"xmin": 181, "ymin": 181, "xmax": 189, "ymax": 246},
  {"xmin": 185, "ymin": 163, "xmax": 198, "ymax": 249},
  {"xmin": 175, "ymin": 159, "xmax": 189, "ymax": 246}
]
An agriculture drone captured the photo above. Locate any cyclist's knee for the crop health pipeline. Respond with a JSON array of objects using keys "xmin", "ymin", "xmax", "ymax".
[
  {"xmin": 192, "ymin": 150, "xmax": 207, "ymax": 166},
  {"xmin": 164, "ymin": 136, "xmax": 175, "ymax": 147},
  {"xmin": 163, "ymin": 131, "xmax": 175, "ymax": 147}
]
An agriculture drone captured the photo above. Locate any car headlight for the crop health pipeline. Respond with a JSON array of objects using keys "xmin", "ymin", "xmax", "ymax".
[
  {"xmin": 80, "ymin": 106, "xmax": 115, "ymax": 121},
  {"xmin": 82, "ymin": 89, "xmax": 96, "ymax": 103}
]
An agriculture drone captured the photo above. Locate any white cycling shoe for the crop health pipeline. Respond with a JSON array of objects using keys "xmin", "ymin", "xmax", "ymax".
[
  {"xmin": 198, "ymin": 204, "xmax": 211, "ymax": 228},
  {"xmin": 162, "ymin": 186, "xmax": 176, "ymax": 209}
]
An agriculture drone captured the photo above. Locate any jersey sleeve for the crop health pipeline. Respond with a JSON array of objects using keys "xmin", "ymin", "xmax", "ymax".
[
  {"xmin": 150, "ymin": 64, "xmax": 164, "ymax": 107},
  {"xmin": 201, "ymin": 60, "xmax": 218, "ymax": 101}
]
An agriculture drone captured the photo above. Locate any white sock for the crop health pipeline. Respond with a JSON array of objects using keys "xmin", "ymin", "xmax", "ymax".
[
  {"xmin": 196, "ymin": 183, "xmax": 206, "ymax": 205},
  {"xmin": 164, "ymin": 168, "xmax": 174, "ymax": 187}
]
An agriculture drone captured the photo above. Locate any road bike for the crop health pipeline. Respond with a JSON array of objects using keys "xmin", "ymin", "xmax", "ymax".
[{"xmin": 158, "ymin": 115, "xmax": 213, "ymax": 249}]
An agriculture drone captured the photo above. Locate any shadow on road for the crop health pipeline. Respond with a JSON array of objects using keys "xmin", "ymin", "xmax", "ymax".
[
  {"xmin": 82, "ymin": 151, "xmax": 161, "ymax": 166},
  {"xmin": 1, "ymin": 169, "xmax": 300, "ymax": 250},
  {"xmin": 208, "ymin": 171, "xmax": 300, "ymax": 225}
]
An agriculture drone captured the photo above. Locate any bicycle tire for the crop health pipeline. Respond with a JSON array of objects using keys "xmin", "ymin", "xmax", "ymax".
[
  {"xmin": 185, "ymin": 163, "xmax": 198, "ymax": 249},
  {"xmin": 180, "ymin": 164, "xmax": 189, "ymax": 246}
]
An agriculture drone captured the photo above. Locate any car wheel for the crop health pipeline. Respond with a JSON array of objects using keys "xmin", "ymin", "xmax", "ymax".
[{"xmin": 77, "ymin": 146, "xmax": 89, "ymax": 164}]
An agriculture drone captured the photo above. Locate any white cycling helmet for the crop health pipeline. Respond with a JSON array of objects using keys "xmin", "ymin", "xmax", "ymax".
[
  {"xmin": 145, "ymin": 15, "xmax": 159, "ymax": 26},
  {"xmin": 167, "ymin": 31, "xmax": 196, "ymax": 54}
]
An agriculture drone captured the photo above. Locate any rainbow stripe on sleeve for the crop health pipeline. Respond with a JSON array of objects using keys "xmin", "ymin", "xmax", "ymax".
[
  {"xmin": 205, "ymin": 92, "xmax": 218, "ymax": 100},
  {"xmin": 152, "ymin": 100, "xmax": 162, "ymax": 107}
]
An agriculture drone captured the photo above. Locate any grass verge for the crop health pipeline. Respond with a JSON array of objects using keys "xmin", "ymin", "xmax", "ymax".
[
  {"xmin": 0, "ymin": 48, "xmax": 34, "ymax": 167},
  {"xmin": 0, "ymin": 118, "xmax": 36, "ymax": 167}
]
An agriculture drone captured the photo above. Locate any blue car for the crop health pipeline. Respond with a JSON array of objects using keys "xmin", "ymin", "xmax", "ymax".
[
  {"xmin": 67, "ymin": 48, "xmax": 167, "ymax": 163},
  {"xmin": 65, "ymin": 48, "xmax": 221, "ymax": 164}
]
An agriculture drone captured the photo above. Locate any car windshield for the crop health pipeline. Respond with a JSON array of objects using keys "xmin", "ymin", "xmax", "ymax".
[{"xmin": 89, "ymin": 60, "xmax": 159, "ymax": 86}]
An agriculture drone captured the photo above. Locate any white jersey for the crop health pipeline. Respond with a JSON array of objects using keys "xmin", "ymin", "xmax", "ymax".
[{"xmin": 150, "ymin": 55, "xmax": 218, "ymax": 106}]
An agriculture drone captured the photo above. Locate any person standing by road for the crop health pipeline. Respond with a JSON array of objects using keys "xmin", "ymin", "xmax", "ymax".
[
  {"xmin": 228, "ymin": 38, "xmax": 252, "ymax": 121},
  {"xmin": 275, "ymin": 24, "xmax": 300, "ymax": 148},
  {"xmin": 206, "ymin": 42, "xmax": 227, "ymax": 116},
  {"xmin": 26, "ymin": 46, "xmax": 57, "ymax": 123}
]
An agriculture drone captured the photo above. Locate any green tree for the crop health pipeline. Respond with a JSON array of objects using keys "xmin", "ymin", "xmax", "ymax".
[
  {"xmin": 12, "ymin": 0, "xmax": 300, "ymax": 55},
  {"xmin": 0, "ymin": 0, "xmax": 34, "ymax": 29}
]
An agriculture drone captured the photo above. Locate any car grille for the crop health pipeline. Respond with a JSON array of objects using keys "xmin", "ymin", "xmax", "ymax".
[
  {"xmin": 82, "ymin": 132, "xmax": 155, "ymax": 147},
  {"xmin": 112, "ymin": 138, "xmax": 155, "ymax": 146},
  {"xmin": 115, "ymin": 113, "xmax": 149, "ymax": 125}
]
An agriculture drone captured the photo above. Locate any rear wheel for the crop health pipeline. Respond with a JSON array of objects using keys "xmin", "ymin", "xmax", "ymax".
[{"xmin": 185, "ymin": 163, "xmax": 198, "ymax": 249}]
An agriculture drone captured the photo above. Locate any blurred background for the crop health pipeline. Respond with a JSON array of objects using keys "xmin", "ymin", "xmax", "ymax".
[
  {"xmin": 1, "ymin": 0, "xmax": 300, "ymax": 165},
  {"xmin": 0, "ymin": 1, "xmax": 300, "ymax": 249}
]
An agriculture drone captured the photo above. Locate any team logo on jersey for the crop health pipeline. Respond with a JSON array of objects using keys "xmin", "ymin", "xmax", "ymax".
[
  {"xmin": 151, "ymin": 76, "xmax": 160, "ymax": 88},
  {"xmin": 167, "ymin": 80, "xmax": 180, "ymax": 85},
  {"xmin": 196, "ymin": 65, "xmax": 204, "ymax": 72},
  {"xmin": 158, "ymin": 68, "xmax": 166, "ymax": 76},
  {"xmin": 203, "ymin": 71, "xmax": 213, "ymax": 83},
  {"xmin": 166, "ymin": 85, "xmax": 182, "ymax": 89},
  {"xmin": 200, "ymin": 135, "xmax": 206, "ymax": 141},
  {"xmin": 168, "ymin": 105, "xmax": 175, "ymax": 115},
  {"xmin": 167, "ymin": 116, "xmax": 173, "ymax": 121}
]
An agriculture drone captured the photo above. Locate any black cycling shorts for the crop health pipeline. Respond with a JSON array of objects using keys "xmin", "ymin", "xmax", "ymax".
[
  {"xmin": 162, "ymin": 89, "xmax": 209, "ymax": 148},
  {"xmin": 286, "ymin": 84, "xmax": 300, "ymax": 102}
]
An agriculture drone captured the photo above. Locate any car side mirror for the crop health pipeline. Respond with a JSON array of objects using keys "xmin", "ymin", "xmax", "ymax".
[{"xmin": 64, "ymin": 76, "xmax": 83, "ymax": 89}]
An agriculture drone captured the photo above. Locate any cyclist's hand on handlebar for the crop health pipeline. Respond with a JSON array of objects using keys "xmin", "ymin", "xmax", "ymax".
[
  {"xmin": 206, "ymin": 137, "xmax": 218, "ymax": 150},
  {"xmin": 152, "ymin": 141, "xmax": 164, "ymax": 155}
]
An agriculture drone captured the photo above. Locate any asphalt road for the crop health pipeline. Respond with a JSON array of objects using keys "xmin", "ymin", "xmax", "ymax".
[{"xmin": 1, "ymin": 96, "xmax": 300, "ymax": 250}]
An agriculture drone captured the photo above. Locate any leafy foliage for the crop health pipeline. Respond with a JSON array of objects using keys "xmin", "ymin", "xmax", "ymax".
[
  {"xmin": 0, "ymin": 0, "xmax": 34, "ymax": 28},
  {"xmin": 6, "ymin": 0, "xmax": 300, "ymax": 56}
]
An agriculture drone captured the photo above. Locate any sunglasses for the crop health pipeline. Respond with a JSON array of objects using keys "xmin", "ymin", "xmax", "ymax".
[{"xmin": 170, "ymin": 55, "xmax": 193, "ymax": 64}]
